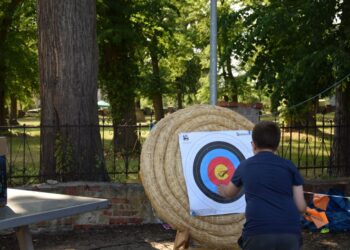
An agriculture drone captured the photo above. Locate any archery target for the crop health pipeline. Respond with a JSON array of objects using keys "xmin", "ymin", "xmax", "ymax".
[{"xmin": 179, "ymin": 130, "xmax": 253, "ymax": 216}]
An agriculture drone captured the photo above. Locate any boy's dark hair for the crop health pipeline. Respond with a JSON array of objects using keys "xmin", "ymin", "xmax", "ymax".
[{"xmin": 252, "ymin": 121, "xmax": 280, "ymax": 151}]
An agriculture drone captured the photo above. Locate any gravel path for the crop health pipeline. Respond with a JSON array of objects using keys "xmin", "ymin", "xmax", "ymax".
[{"xmin": 1, "ymin": 224, "xmax": 349, "ymax": 250}]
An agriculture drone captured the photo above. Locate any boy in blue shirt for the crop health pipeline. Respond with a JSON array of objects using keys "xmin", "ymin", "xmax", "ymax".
[{"xmin": 218, "ymin": 121, "xmax": 306, "ymax": 250}]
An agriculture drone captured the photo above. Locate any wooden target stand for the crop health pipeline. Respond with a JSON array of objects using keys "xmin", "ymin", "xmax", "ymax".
[
  {"xmin": 173, "ymin": 229, "xmax": 191, "ymax": 250},
  {"xmin": 173, "ymin": 229, "xmax": 235, "ymax": 250}
]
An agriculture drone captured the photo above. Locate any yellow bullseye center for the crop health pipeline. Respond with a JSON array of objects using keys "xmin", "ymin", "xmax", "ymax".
[{"xmin": 214, "ymin": 164, "xmax": 228, "ymax": 180}]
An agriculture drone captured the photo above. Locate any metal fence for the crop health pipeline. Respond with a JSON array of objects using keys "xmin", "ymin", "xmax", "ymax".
[
  {"xmin": 0, "ymin": 120, "xmax": 152, "ymax": 186},
  {"xmin": 278, "ymin": 119, "xmax": 339, "ymax": 178},
  {"xmin": 0, "ymin": 117, "xmax": 344, "ymax": 186}
]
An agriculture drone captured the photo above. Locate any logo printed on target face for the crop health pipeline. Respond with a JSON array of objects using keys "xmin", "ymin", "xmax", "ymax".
[{"xmin": 182, "ymin": 134, "xmax": 189, "ymax": 141}]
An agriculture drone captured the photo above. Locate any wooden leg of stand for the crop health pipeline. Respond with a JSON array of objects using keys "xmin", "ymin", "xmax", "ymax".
[
  {"xmin": 15, "ymin": 226, "xmax": 34, "ymax": 250},
  {"xmin": 173, "ymin": 229, "xmax": 190, "ymax": 250}
]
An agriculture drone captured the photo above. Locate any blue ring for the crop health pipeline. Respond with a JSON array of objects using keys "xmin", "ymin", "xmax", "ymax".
[{"xmin": 200, "ymin": 149, "xmax": 240, "ymax": 194}]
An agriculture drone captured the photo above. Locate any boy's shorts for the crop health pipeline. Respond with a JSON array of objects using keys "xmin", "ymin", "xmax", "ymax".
[{"xmin": 238, "ymin": 233, "xmax": 302, "ymax": 250}]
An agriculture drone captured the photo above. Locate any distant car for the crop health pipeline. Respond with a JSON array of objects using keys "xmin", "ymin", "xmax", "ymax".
[{"xmin": 27, "ymin": 108, "xmax": 41, "ymax": 114}]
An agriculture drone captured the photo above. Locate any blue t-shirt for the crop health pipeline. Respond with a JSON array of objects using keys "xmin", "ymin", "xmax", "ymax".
[{"xmin": 232, "ymin": 151, "xmax": 304, "ymax": 237}]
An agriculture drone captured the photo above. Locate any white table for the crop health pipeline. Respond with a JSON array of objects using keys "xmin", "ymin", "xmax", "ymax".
[{"xmin": 0, "ymin": 188, "xmax": 109, "ymax": 250}]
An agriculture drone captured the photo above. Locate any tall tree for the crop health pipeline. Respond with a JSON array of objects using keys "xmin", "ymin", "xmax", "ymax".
[
  {"xmin": 235, "ymin": 0, "xmax": 350, "ymax": 175},
  {"xmin": 173, "ymin": 56, "xmax": 202, "ymax": 109},
  {"xmin": 0, "ymin": 0, "xmax": 23, "ymax": 126},
  {"xmin": 134, "ymin": 0, "xmax": 179, "ymax": 121},
  {"xmin": 38, "ymin": 0, "xmax": 108, "ymax": 181},
  {"xmin": 217, "ymin": 0, "xmax": 243, "ymax": 102},
  {"xmin": 5, "ymin": 0, "xmax": 38, "ymax": 125},
  {"xmin": 169, "ymin": 0, "xmax": 208, "ymax": 108},
  {"xmin": 236, "ymin": 0, "xmax": 336, "ymax": 123},
  {"xmin": 97, "ymin": 0, "xmax": 139, "ymax": 153}
]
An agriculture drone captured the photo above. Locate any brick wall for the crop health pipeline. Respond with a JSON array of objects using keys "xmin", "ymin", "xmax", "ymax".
[
  {"xmin": 217, "ymin": 102, "xmax": 262, "ymax": 124},
  {"xmin": 304, "ymin": 178, "xmax": 350, "ymax": 203},
  {"xmin": 232, "ymin": 106, "xmax": 261, "ymax": 124},
  {"xmin": 22, "ymin": 182, "xmax": 160, "ymax": 233},
  {"xmin": 304, "ymin": 178, "xmax": 350, "ymax": 194},
  {"xmin": 18, "ymin": 178, "xmax": 350, "ymax": 233}
]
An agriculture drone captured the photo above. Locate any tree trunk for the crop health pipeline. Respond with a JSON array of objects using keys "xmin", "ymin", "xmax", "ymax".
[
  {"xmin": 226, "ymin": 58, "xmax": 238, "ymax": 103},
  {"xmin": 152, "ymin": 94, "xmax": 164, "ymax": 122},
  {"xmin": 220, "ymin": 11, "xmax": 238, "ymax": 103},
  {"xmin": 9, "ymin": 95, "xmax": 18, "ymax": 125},
  {"xmin": 113, "ymin": 104, "xmax": 139, "ymax": 154},
  {"xmin": 331, "ymin": 0, "xmax": 350, "ymax": 176},
  {"xmin": 38, "ymin": 0, "xmax": 108, "ymax": 181},
  {"xmin": 332, "ymin": 84, "xmax": 350, "ymax": 176},
  {"xmin": 149, "ymin": 36, "xmax": 164, "ymax": 122},
  {"xmin": 177, "ymin": 86, "xmax": 183, "ymax": 109},
  {"xmin": 0, "ymin": 85, "xmax": 6, "ymax": 126}
]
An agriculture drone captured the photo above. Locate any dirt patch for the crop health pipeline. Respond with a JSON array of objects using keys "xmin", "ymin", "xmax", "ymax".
[
  {"xmin": 1, "ymin": 225, "xmax": 349, "ymax": 249},
  {"xmin": 302, "ymin": 231, "xmax": 350, "ymax": 250},
  {"xmin": 1, "ymin": 225, "xmax": 175, "ymax": 250}
]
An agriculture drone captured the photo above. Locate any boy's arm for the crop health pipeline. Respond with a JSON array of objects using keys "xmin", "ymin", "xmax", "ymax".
[
  {"xmin": 218, "ymin": 182, "xmax": 241, "ymax": 199},
  {"xmin": 293, "ymin": 185, "xmax": 307, "ymax": 213}
]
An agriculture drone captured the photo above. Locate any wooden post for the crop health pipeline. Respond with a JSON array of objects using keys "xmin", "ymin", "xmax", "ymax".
[
  {"xmin": 15, "ymin": 226, "xmax": 34, "ymax": 250},
  {"xmin": 174, "ymin": 229, "xmax": 190, "ymax": 250},
  {"xmin": 173, "ymin": 229, "xmax": 237, "ymax": 250},
  {"xmin": 0, "ymin": 137, "xmax": 8, "ymax": 156}
]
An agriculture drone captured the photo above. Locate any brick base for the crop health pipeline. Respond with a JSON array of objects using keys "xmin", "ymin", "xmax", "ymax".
[
  {"xmin": 21, "ymin": 182, "xmax": 160, "ymax": 233},
  {"xmin": 15, "ymin": 178, "xmax": 350, "ymax": 233}
]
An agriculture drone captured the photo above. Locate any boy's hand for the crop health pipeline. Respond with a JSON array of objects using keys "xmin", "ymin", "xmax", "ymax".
[
  {"xmin": 217, "ymin": 184, "xmax": 226, "ymax": 197},
  {"xmin": 217, "ymin": 182, "xmax": 241, "ymax": 199}
]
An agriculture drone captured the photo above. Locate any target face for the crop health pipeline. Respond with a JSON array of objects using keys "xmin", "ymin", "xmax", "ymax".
[
  {"xmin": 193, "ymin": 141, "xmax": 245, "ymax": 203},
  {"xmin": 179, "ymin": 131, "xmax": 253, "ymax": 216}
]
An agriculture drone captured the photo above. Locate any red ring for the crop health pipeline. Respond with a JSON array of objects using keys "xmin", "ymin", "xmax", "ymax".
[{"xmin": 208, "ymin": 157, "xmax": 235, "ymax": 185}]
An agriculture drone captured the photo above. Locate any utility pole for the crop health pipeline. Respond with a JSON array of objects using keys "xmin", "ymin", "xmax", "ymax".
[{"xmin": 209, "ymin": 0, "xmax": 218, "ymax": 105}]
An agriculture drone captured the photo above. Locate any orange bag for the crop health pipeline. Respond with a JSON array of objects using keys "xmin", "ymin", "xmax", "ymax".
[{"xmin": 304, "ymin": 207, "xmax": 329, "ymax": 229}]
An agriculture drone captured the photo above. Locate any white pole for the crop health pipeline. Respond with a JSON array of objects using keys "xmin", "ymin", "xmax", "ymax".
[{"xmin": 209, "ymin": 0, "xmax": 218, "ymax": 105}]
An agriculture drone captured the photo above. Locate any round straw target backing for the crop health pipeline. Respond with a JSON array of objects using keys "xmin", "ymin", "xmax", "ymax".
[{"xmin": 140, "ymin": 105, "xmax": 254, "ymax": 248}]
